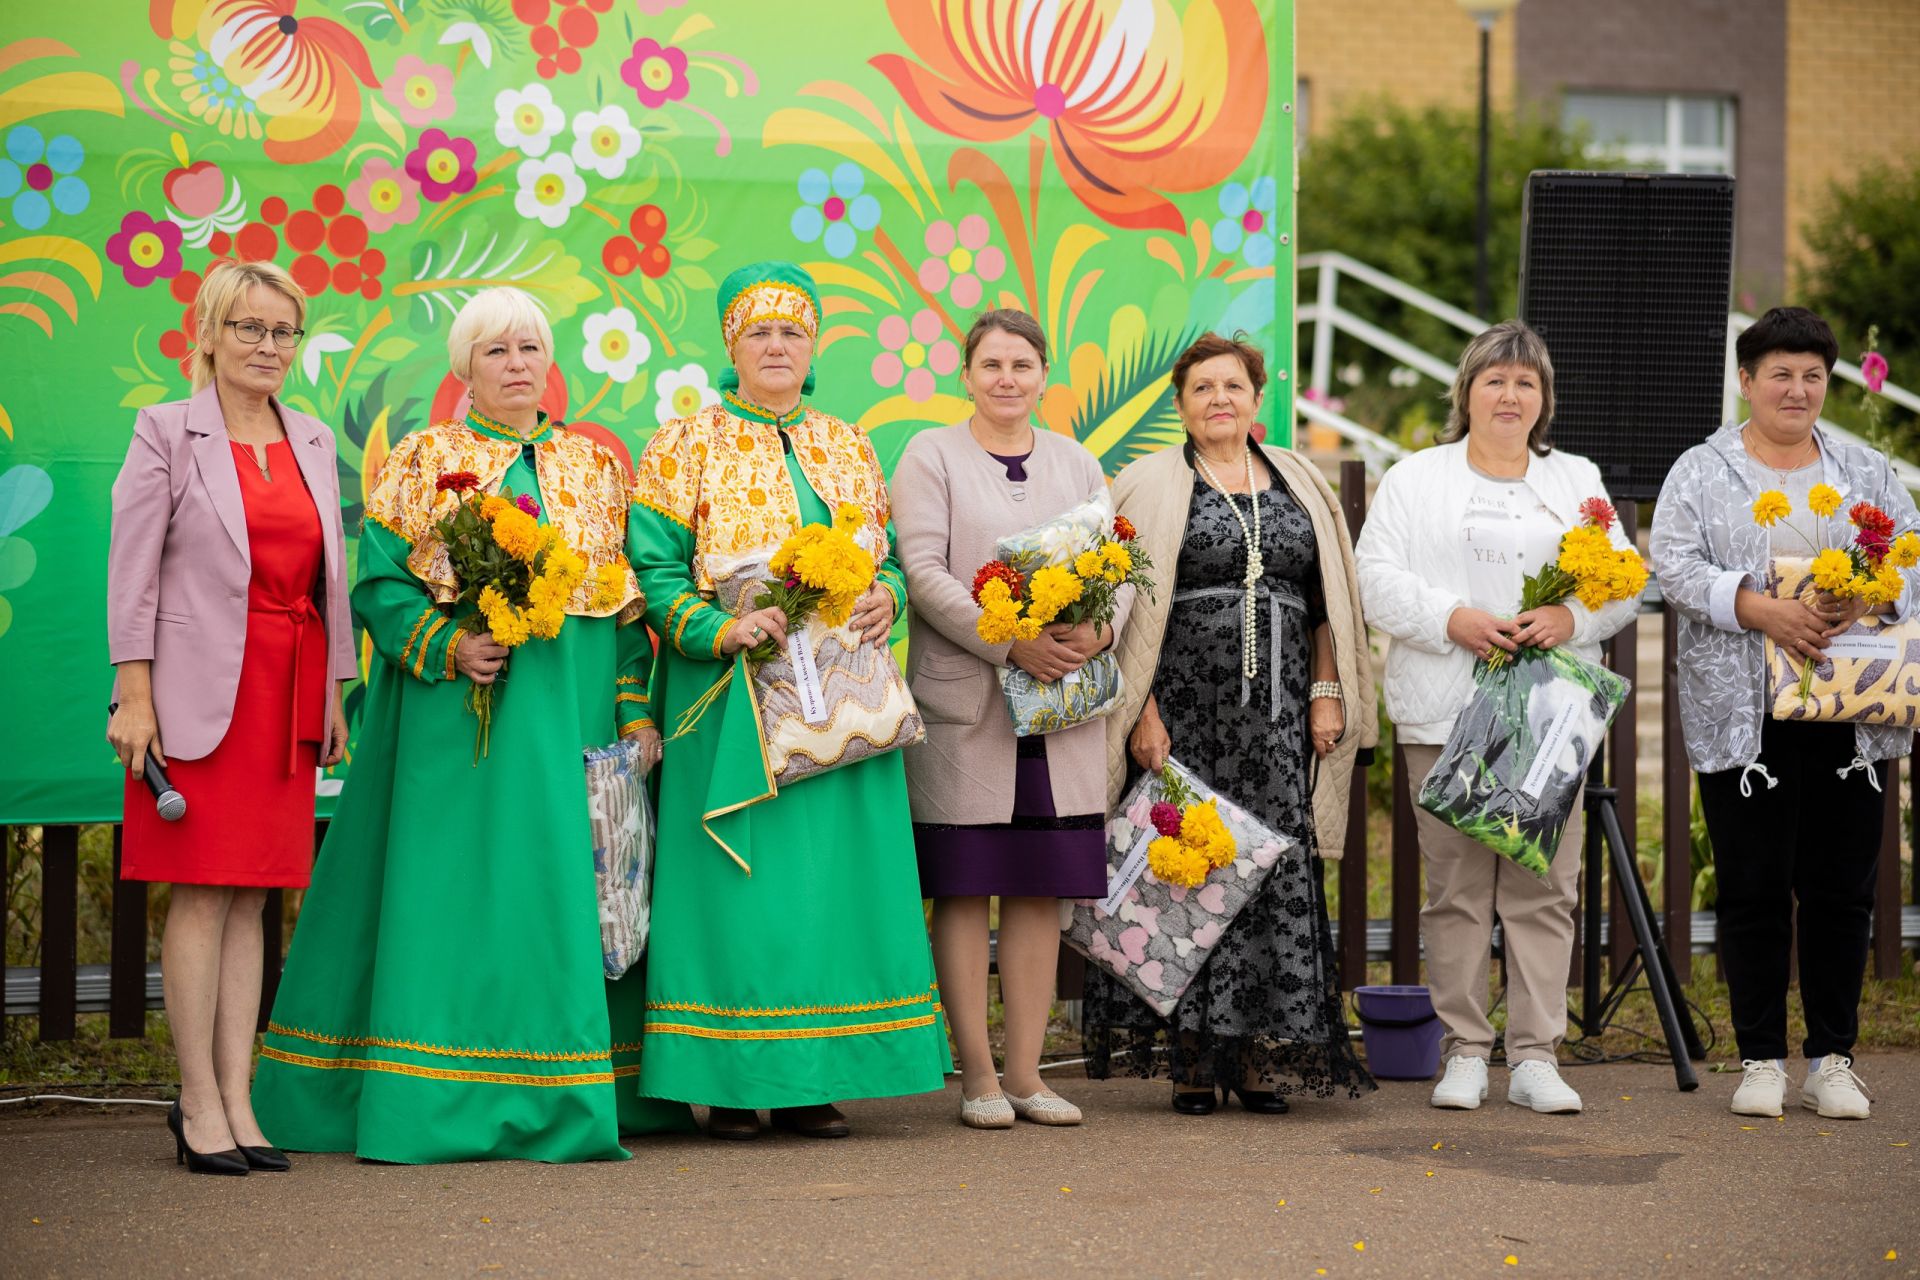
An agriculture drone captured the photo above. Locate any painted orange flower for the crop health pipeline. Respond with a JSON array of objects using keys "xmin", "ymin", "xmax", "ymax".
[
  {"xmin": 152, "ymin": 0, "xmax": 380, "ymax": 166},
  {"xmin": 871, "ymin": 0, "xmax": 1267, "ymax": 232}
]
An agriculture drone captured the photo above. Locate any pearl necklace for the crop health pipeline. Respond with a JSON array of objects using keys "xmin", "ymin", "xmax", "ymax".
[{"xmin": 1194, "ymin": 447, "xmax": 1263, "ymax": 683}]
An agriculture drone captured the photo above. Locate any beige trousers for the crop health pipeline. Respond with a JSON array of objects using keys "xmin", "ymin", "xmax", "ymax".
[{"xmin": 1403, "ymin": 744, "xmax": 1585, "ymax": 1065}]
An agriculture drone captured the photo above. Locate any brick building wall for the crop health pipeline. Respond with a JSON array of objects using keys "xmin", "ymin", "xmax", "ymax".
[
  {"xmin": 1784, "ymin": 0, "xmax": 1920, "ymax": 280},
  {"xmin": 1294, "ymin": 0, "xmax": 1518, "ymax": 135}
]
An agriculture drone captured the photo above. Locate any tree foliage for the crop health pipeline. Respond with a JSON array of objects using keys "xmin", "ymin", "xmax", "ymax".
[{"xmin": 1798, "ymin": 156, "xmax": 1920, "ymax": 370}]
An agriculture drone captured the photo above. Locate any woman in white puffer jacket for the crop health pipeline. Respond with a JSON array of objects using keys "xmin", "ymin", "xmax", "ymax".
[{"xmin": 1355, "ymin": 320, "xmax": 1638, "ymax": 1116}]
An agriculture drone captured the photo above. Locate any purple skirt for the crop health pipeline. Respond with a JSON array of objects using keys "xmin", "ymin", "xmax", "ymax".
[{"xmin": 914, "ymin": 738, "xmax": 1108, "ymax": 898}]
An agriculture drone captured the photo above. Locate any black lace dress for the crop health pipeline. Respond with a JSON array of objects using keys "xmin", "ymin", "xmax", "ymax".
[{"xmin": 1081, "ymin": 457, "xmax": 1374, "ymax": 1100}]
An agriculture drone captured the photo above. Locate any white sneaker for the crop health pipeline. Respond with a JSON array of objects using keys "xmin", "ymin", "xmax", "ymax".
[
  {"xmin": 1507, "ymin": 1060, "xmax": 1583, "ymax": 1113},
  {"xmin": 1801, "ymin": 1056, "xmax": 1872, "ymax": 1120},
  {"xmin": 1730, "ymin": 1059, "xmax": 1787, "ymax": 1117},
  {"xmin": 1003, "ymin": 1088, "xmax": 1083, "ymax": 1126},
  {"xmin": 1430, "ymin": 1055, "xmax": 1489, "ymax": 1110}
]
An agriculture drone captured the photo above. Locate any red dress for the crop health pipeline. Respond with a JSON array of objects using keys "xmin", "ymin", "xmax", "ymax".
[{"xmin": 122, "ymin": 441, "xmax": 330, "ymax": 887}]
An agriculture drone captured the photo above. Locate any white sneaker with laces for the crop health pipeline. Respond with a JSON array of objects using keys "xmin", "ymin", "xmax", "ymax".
[
  {"xmin": 1429, "ymin": 1055, "xmax": 1489, "ymax": 1110},
  {"xmin": 1507, "ymin": 1060, "xmax": 1583, "ymax": 1113},
  {"xmin": 1730, "ymin": 1059, "xmax": 1787, "ymax": 1117},
  {"xmin": 1801, "ymin": 1055, "xmax": 1871, "ymax": 1119}
]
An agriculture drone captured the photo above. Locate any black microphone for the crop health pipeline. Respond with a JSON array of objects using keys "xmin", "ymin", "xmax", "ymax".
[
  {"xmin": 109, "ymin": 701, "xmax": 186, "ymax": 821},
  {"xmin": 144, "ymin": 753, "xmax": 187, "ymax": 822}
]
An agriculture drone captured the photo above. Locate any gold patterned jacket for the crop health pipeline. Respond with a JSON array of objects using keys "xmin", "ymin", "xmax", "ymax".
[{"xmin": 365, "ymin": 421, "xmax": 644, "ymax": 623}]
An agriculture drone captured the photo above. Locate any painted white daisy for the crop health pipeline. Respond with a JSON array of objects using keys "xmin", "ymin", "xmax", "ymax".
[
  {"xmin": 580, "ymin": 308, "xmax": 649, "ymax": 384},
  {"xmin": 494, "ymin": 83, "xmax": 563, "ymax": 157},
  {"xmin": 569, "ymin": 105, "xmax": 643, "ymax": 180},
  {"xmin": 514, "ymin": 154, "xmax": 585, "ymax": 229},
  {"xmin": 654, "ymin": 363, "xmax": 719, "ymax": 423}
]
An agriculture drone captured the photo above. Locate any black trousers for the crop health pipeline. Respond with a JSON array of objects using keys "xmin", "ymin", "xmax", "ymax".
[{"xmin": 1696, "ymin": 718, "xmax": 1884, "ymax": 1061}]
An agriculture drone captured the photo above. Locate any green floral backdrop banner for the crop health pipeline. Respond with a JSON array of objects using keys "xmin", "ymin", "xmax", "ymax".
[{"xmin": 0, "ymin": 0, "xmax": 1292, "ymax": 823}]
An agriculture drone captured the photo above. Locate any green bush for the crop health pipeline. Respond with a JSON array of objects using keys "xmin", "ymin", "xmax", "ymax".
[{"xmin": 1799, "ymin": 156, "xmax": 1920, "ymax": 373}]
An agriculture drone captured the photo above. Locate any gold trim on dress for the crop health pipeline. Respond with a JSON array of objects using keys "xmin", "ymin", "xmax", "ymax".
[
  {"xmin": 413, "ymin": 615, "xmax": 448, "ymax": 678},
  {"xmin": 699, "ymin": 652, "xmax": 776, "ymax": 876},
  {"xmin": 260, "ymin": 1045, "xmax": 615, "ymax": 1087},
  {"xmin": 646, "ymin": 991, "xmax": 933, "ymax": 1018},
  {"xmin": 644, "ymin": 1014, "xmax": 937, "ymax": 1042},
  {"xmin": 267, "ymin": 1021, "xmax": 631, "ymax": 1063},
  {"xmin": 633, "ymin": 493, "xmax": 692, "ymax": 531},
  {"xmin": 398, "ymin": 606, "xmax": 435, "ymax": 670}
]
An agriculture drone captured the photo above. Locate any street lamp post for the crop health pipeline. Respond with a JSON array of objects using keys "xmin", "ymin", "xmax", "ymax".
[{"xmin": 1457, "ymin": 0, "xmax": 1520, "ymax": 319}]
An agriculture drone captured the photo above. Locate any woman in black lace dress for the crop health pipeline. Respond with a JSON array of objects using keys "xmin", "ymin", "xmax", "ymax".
[{"xmin": 1086, "ymin": 333, "xmax": 1376, "ymax": 1114}]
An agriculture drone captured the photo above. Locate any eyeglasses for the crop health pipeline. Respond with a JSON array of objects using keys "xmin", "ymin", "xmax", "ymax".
[{"xmin": 225, "ymin": 320, "xmax": 305, "ymax": 348}]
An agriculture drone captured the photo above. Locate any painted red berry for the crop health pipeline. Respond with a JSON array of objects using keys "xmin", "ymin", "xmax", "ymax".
[
  {"xmin": 360, "ymin": 277, "xmax": 383, "ymax": 301},
  {"xmin": 360, "ymin": 248, "xmax": 387, "ymax": 276},
  {"xmin": 512, "ymin": 0, "xmax": 550, "ymax": 21},
  {"xmin": 530, "ymin": 23, "xmax": 560, "ymax": 55},
  {"xmin": 557, "ymin": 6, "xmax": 596, "ymax": 45},
  {"xmin": 285, "ymin": 209, "xmax": 326, "ymax": 253},
  {"xmin": 158, "ymin": 330, "xmax": 189, "ymax": 360},
  {"xmin": 290, "ymin": 254, "xmax": 330, "ymax": 297},
  {"xmin": 235, "ymin": 222, "xmax": 279, "ymax": 261},
  {"xmin": 260, "ymin": 196, "xmax": 289, "ymax": 225},
  {"xmin": 629, "ymin": 204, "xmax": 666, "ymax": 244},
  {"xmin": 602, "ymin": 235, "xmax": 640, "ymax": 276},
  {"xmin": 639, "ymin": 243, "xmax": 671, "ymax": 279},
  {"xmin": 327, "ymin": 214, "xmax": 368, "ymax": 259},
  {"xmin": 312, "ymin": 185, "xmax": 345, "ymax": 217},
  {"xmin": 332, "ymin": 260, "xmax": 363, "ymax": 294},
  {"xmin": 555, "ymin": 46, "xmax": 582, "ymax": 74}
]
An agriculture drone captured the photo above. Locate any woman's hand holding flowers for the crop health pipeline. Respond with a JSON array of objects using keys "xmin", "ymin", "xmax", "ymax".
[
  {"xmin": 1512, "ymin": 604, "xmax": 1575, "ymax": 651},
  {"xmin": 723, "ymin": 605, "xmax": 789, "ymax": 655},
  {"xmin": 1447, "ymin": 607, "xmax": 1521, "ymax": 660},
  {"xmin": 453, "ymin": 629, "xmax": 510, "ymax": 685},
  {"xmin": 1811, "ymin": 589, "xmax": 1875, "ymax": 635},
  {"xmin": 1047, "ymin": 619, "xmax": 1105, "ymax": 659},
  {"xmin": 1008, "ymin": 631, "xmax": 1085, "ymax": 683},
  {"xmin": 848, "ymin": 583, "xmax": 896, "ymax": 644},
  {"xmin": 1736, "ymin": 590, "xmax": 1830, "ymax": 659}
]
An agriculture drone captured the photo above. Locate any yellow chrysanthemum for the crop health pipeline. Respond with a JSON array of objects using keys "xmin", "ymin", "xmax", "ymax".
[
  {"xmin": 486, "ymin": 603, "xmax": 531, "ymax": 647},
  {"xmin": 1074, "ymin": 549, "xmax": 1104, "ymax": 580},
  {"xmin": 1147, "ymin": 835, "xmax": 1210, "ymax": 889},
  {"xmin": 479, "ymin": 495, "xmax": 510, "ymax": 520},
  {"xmin": 1807, "ymin": 484, "xmax": 1844, "ymax": 518},
  {"xmin": 977, "ymin": 598, "xmax": 1024, "ymax": 645},
  {"xmin": 833, "ymin": 502, "xmax": 865, "ymax": 534},
  {"xmin": 1014, "ymin": 615, "xmax": 1044, "ymax": 641},
  {"xmin": 977, "ymin": 577, "xmax": 1012, "ymax": 606},
  {"xmin": 1026, "ymin": 565, "xmax": 1084, "ymax": 624},
  {"xmin": 490, "ymin": 508, "xmax": 545, "ymax": 561},
  {"xmin": 1890, "ymin": 532, "xmax": 1920, "ymax": 571},
  {"xmin": 1752, "ymin": 491, "xmax": 1791, "ymax": 528},
  {"xmin": 528, "ymin": 574, "xmax": 566, "ymax": 611},
  {"xmin": 526, "ymin": 604, "xmax": 565, "ymax": 640},
  {"xmin": 1098, "ymin": 541, "xmax": 1133, "ymax": 582},
  {"xmin": 1810, "ymin": 547, "xmax": 1856, "ymax": 594},
  {"xmin": 477, "ymin": 584, "xmax": 511, "ymax": 619}
]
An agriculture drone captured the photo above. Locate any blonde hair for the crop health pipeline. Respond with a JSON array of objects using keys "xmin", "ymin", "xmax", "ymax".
[
  {"xmin": 447, "ymin": 287, "xmax": 554, "ymax": 383},
  {"xmin": 191, "ymin": 261, "xmax": 306, "ymax": 393},
  {"xmin": 1440, "ymin": 319, "xmax": 1558, "ymax": 456}
]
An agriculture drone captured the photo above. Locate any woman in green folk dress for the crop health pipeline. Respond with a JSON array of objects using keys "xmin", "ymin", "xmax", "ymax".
[
  {"xmin": 252, "ymin": 287, "xmax": 693, "ymax": 1163},
  {"xmin": 627, "ymin": 261, "xmax": 949, "ymax": 1140}
]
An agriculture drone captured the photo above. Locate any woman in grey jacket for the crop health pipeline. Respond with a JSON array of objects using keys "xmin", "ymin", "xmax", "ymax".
[{"xmin": 1650, "ymin": 306, "xmax": 1916, "ymax": 1123}]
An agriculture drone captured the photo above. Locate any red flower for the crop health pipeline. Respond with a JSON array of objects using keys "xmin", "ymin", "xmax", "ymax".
[
  {"xmin": 515, "ymin": 493, "xmax": 541, "ymax": 518},
  {"xmin": 970, "ymin": 559, "xmax": 1025, "ymax": 604},
  {"xmin": 1577, "ymin": 497, "xmax": 1617, "ymax": 533},
  {"xmin": 1849, "ymin": 502, "xmax": 1895, "ymax": 539},
  {"xmin": 1862, "ymin": 351, "xmax": 1889, "ymax": 395},
  {"xmin": 1149, "ymin": 801, "xmax": 1182, "ymax": 838},
  {"xmin": 1857, "ymin": 528, "xmax": 1891, "ymax": 562},
  {"xmin": 436, "ymin": 471, "xmax": 481, "ymax": 493},
  {"xmin": 1114, "ymin": 515, "xmax": 1138, "ymax": 542}
]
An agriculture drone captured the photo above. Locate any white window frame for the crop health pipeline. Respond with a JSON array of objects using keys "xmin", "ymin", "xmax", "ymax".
[{"xmin": 1565, "ymin": 92, "xmax": 1736, "ymax": 175}]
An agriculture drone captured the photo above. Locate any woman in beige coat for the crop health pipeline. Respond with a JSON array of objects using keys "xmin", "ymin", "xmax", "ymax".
[
  {"xmin": 1082, "ymin": 333, "xmax": 1377, "ymax": 1115},
  {"xmin": 892, "ymin": 309, "xmax": 1131, "ymax": 1130}
]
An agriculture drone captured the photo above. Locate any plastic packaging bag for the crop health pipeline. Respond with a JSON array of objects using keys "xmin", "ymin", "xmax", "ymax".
[{"xmin": 584, "ymin": 735, "xmax": 655, "ymax": 978}]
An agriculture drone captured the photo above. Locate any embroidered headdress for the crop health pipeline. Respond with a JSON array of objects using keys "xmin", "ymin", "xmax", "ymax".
[{"xmin": 717, "ymin": 260, "xmax": 822, "ymax": 394}]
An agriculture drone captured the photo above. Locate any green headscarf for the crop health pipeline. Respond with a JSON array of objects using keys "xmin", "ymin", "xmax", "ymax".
[{"xmin": 716, "ymin": 260, "xmax": 823, "ymax": 396}]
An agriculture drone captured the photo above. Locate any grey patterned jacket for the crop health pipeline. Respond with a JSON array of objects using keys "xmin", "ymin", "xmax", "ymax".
[{"xmin": 1650, "ymin": 420, "xmax": 1920, "ymax": 776}]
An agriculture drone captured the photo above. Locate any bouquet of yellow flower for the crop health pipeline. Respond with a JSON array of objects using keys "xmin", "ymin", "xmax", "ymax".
[
  {"xmin": 1142, "ymin": 763, "xmax": 1239, "ymax": 889},
  {"xmin": 972, "ymin": 501, "xmax": 1153, "ymax": 736},
  {"xmin": 743, "ymin": 502, "xmax": 875, "ymax": 662},
  {"xmin": 433, "ymin": 471, "xmax": 626, "ymax": 759},
  {"xmin": 1754, "ymin": 487, "xmax": 1920, "ymax": 701},
  {"xmin": 1483, "ymin": 497, "xmax": 1647, "ymax": 671}
]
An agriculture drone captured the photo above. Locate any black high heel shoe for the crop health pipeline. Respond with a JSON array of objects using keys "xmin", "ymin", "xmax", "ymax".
[
  {"xmin": 167, "ymin": 1103, "xmax": 248, "ymax": 1176},
  {"xmin": 1171, "ymin": 1085, "xmax": 1217, "ymax": 1116},
  {"xmin": 1222, "ymin": 1083, "xmax": 1290, "ymax": 1114},
  {"xmin": 240, "ymin": 1144, "xmax": 292, "ymax": 1172}
]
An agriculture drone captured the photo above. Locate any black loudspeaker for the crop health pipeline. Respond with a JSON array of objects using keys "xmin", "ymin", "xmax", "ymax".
[{"xmin": 1519, "ymin": 171, "xmax": 1736, "ymax": 502}]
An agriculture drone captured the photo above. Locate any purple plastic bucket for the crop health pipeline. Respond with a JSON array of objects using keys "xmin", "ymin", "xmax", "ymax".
[{"xmin": 1353, "ymin": 985, "xmax": 1444, "ymax": 1081}]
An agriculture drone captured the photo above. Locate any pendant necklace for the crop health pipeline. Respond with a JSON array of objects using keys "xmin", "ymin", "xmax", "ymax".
[
  {"xmin": 231, "ymin": 435, "xmax": 271, "ymax": 482},
  {"xmin": 1194, "ymin": 446, "xmax": 1263, "ymax": 683}
]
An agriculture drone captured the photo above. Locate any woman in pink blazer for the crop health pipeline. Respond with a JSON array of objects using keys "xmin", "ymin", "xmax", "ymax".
[{"xmin": 105, "ymin": 261, "xmax": 355, "ymax": 1175}]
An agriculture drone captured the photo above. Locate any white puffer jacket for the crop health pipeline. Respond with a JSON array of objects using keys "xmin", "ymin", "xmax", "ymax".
[{"xmin": 1354, "ymin": 440, "xmax": 1640, "ymax": 743}]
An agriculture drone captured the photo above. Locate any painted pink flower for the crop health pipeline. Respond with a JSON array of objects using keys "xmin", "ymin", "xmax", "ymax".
[
  {"xmin": 635, "ymin": 0, "xmax": 687, "ymax": 11},
  {"xmin": 872, "ymin": 308, "xmax": 960, "ymax": 402},
  {"xmin": 515, "ymin": 493, "xmax": 541, "ymax": 518},
  {"xmin": 345, "ymin": 157, "xmax": 421, "ymax": 234},
  {"xmin": 621, "ymin": 38, "xmax": 690, "ymax": 109},
  {"xmin": 405, "ymin": 128, "xmax": 478, "ymax": 203},
  {"xmin": 1862, "ymin": 351, "xmax": 1890, "ymax": 394},
  {"xmin": 106, "ymin": 210, "xmax": 184, "ymax": 288},
  {"xmin": 917, "ymin": 214, "xmax": 1006, "ymax": 309},
  {"xmin": 1149, "ymin": 802, "xmax": 1182, "ymax": 837},
  {"xmin": 382, "ymin": 54, "xmax": 455, "ymax": 127}
]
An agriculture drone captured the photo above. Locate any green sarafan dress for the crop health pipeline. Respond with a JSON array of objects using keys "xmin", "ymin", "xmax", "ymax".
[
  {"xmin": 626, "ymin": 393, "xmax": 950, "ymax": 1112},
  {"xmin": 253, "ymin": 411, "xmax": 694, "ymax": 1163}
]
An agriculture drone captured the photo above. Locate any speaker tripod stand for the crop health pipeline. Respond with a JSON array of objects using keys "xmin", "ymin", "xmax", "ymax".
[{"xmin": 1566, "ymin": 738, "xmax": 1704, "ymax": 1089}]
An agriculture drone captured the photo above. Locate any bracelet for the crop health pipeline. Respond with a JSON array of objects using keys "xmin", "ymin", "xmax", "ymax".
[{"xmin": 1309, "ymin": 680, "xmax": 1343, "ymax": 702}]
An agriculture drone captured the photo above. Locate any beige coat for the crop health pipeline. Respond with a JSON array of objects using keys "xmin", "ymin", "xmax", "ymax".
[
  {"xmin": 1103, "ymin": 443, "xmax": 1378, "ymax": 858},
  {"xmin": 892, "ymin": 423, "xmax": 1134, "ymax": 825}
]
